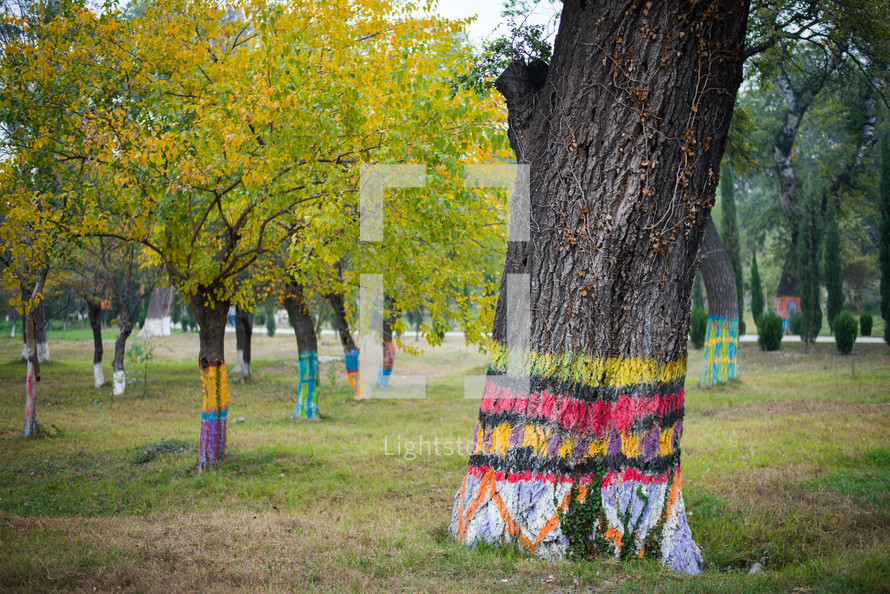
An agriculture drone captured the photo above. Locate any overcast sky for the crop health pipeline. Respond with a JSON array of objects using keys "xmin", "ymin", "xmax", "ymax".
[{"xmin": 431, "ymin": 0, "xmax": 560, "ymax": 46}]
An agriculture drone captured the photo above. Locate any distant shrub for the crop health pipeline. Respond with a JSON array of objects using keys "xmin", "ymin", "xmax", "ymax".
[
  {"xmin": 689, "ymin": 308, "xmax": 707, "ymax": 349},
  {"xmin": 789, "ymin": 312, "xmax": 802, "ymax": 336},
  {"xmin": 833, "ymin": 312, "xmax": 857, "ymax": 355},
  {"xmin": 757, "ymin": 311, "xmax": 783, "ymax": 351},
  {"xmin": 860, "ymin": 313, "xmax": 873, "ymax": 337}
]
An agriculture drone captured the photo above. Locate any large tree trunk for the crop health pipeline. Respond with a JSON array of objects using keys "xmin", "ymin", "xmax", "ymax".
[
  {"xmin": 191, "ymin": 288, "xmax": 230, "ymax": 472},
  {"xmin": 284, "ymin": 281, "xmax": 320, "ymax": 420},
  {"xmin": 88, "ymin": 299, "xmax": 104, "ymax": 388},
  {"xmin": 327, "ymin": 292, "xmax": 368, "ymax": 399},
  {"xmin": 20, "ymin": 298, "xmax": 50, "ymax": 362},
  {"xmin": 233, "ymin": 306, "xmax": 253, "ymax": 382},
  {"xmin": 138, "ymin": 287, "xmax": 174, "ymax": 338},
  {"xmin": 698, "ymin": 216, "xmax": 739, "ymax": 386},
  {"xmin": 376, "ymin": 298, "xmax": 399, "ymax": 388},
  {"xmin": 450, "ymin": 0, "xmax": 748, "ymax": 575}
]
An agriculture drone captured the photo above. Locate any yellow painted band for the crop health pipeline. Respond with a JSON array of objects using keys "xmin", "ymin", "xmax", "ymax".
[
  {"xmin": 487, "ymin": 342, "xmax": 687, "ymax": 388},
  {"xmin": 201, "ymin": 363, "xmax": 230, "ymax": 413}
]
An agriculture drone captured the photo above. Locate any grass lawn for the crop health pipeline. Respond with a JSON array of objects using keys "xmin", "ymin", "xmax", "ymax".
[{"xmin": 0, "ymin": 329, "xmax": 888, "ymax": 592}]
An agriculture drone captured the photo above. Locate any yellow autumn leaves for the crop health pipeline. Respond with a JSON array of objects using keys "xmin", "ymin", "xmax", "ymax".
[{"xmin": 1, "ymin": 0, "xmax": 509, "ymax": 338}]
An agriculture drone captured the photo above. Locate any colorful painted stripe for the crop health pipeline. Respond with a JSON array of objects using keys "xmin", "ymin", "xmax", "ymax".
[
  {"xmin": 773, "ymin": 295, "xmax": 800, "ymax": 335},
  {"xmin": 376, "ymin": 340, "xmax": 395, "ymax": 388},
  {"xmin": 291, "ymin": 350, "xmax": 320, "ymax": 420},
  {"xmin": 468, "ymin": 417, "xmax": 681, "ymax": 476},
  {"xmin": 345, "ymin": 348, "xmax": 370, "ymax": 399},
  {"xmin": 464, "ymin": 464, "xmax": 677, "ymax": 487},
  {"xmin": 198, "ymin": 362, "xmax": 229, "ymax": 471},
  {"xmin": 700, "ymin": 316, "xmax": 738, "ymax": 386},
  {"xmin": 478, "ymin": 381, "xmax": 685, "ymax": 434},
  {"xmin": 450, "ymin": 343, "xmax": 700, "ymax": 572},
  {"xmin": 451, "ymin": 463, "xmax": 701, "ymax": 573}
]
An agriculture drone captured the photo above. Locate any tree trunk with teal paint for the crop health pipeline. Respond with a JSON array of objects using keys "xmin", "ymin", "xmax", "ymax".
[
  {"xmin": 285, "ymin": 281, "xmax": 320, "ymax": 420},
  {"xmin": 698, "ymin": 216, "xmax": 739, "ymax": 386}
]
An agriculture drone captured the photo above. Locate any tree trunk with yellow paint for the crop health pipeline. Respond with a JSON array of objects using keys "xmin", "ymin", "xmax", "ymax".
[
  {"xmin": 450, "ymin": 0, "xmax": 749, "ymax": 574},
  {"xmin": 191, "ymin": 289, "xmax": 230, "ymax": 472}
]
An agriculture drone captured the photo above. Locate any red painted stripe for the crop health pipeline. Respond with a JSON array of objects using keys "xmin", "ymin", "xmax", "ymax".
[
  {"xmin": 479, "ymin": 381, "xmax": 684, "ymax": 434},
  {"xmin": 466, "ymin": 463, "xmax": 676, "ymax": 486}
]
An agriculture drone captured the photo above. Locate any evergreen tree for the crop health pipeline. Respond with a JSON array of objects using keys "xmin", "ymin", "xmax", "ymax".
[
  {"xmin": 751, "ymin": 251, "xmax": 764, "ymax": 325},
  {"xmin": 693, "ymin": 271, "xmax": 705, "ymax": 310},
  {"xmin": 880, "ymin": 133, "xmax": 890, "ymax": 344},
  {"xmin": 720, "ymin": 163, "xmax": 745, "ymax": 332},
  {"xmin": 798, "ymin": 192, "xmax": 823, "ymax": 348},
  {"xmin": 824, "ymin": 198, "xmax": 843, "ymax": 332}
]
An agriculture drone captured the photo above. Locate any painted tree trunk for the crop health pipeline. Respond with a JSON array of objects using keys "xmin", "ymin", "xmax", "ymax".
[
  {"xmin": 112, "ymin": 305, "xmax": 133, "ymax": 397},
  {"xmin": 88, "ymin": 300, "xmax": 105, "ymax": 388},
  {"xmin": 284, "ymin": 282, "xmax": 320, "ymax": 420},
  {"xmin": 138, "ymin": 287, "xmax": 173, "ymax": 338},
  {"xmin": 377, "ymin": 300, "xmax": 398, "ymax": 388},
  {"xmin": 191, "ymin": 290, "xmax": 230, "ymax": 472},
  {"xmin": 450, "ymin": 0, "xmax": 748, "ymax": 575},
  {"xmin": 698, "ymin": 216, "xmax": 739, "ymax": 386},
  {"xmin": 234, "ymin": 306, "xmax": 253, "ymax": 381},
  {"xmin": 773, "ymin": 292, "xmax": 800, "ymax": 336},
  {"xmin": 22, "ymin": 311, "xmax": 39, "ymax": 437},
  {"xmin": 20, "ymin": 298, "xmax": 50, "ymax": 363},
  {"xmin": 327, "ymin": 292, "xmax": 368, "ymax": 400}
]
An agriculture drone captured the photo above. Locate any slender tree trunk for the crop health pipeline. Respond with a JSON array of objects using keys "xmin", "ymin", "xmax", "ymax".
[
  {"xmin": 138, "ymin": 287, "xmax": 173, "ymax": 338},
  {"xmin": 88, "ymin": 299, "xmax": 104, "ymax": 388},
  {"xmin": 234, "ymin": 306, "xmax": 253, "ymax": 381},
  {"xmin": 112, "ymin": 303, "xmax": 133, "ymax": 397},
  {"xmin": 327, "ymin": 292, "xmax": 368, "ymax": 399},
  {"xmin": 285, "ymin": 281, "xmax": 320, "ymax": 419},
  {"xmin": 191, "ymin": 288, "xmax": 230, "ymax": 472},
  {"xmin": 377, "ymin": 298, "xmax": 399, "ymax": 388},
  {"xmin": 450, "ymin": 0, "xmax": 748, "ymax": 575},
  {"xmin": 22, "ymin": 308, "xmax": 39, "ymax": 437},
  {"xmin": 698, "ymin": 216, "xmax": 739, "ymax": 386}
]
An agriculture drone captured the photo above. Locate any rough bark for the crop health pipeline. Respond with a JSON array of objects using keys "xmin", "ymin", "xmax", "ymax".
[
  {"xmin": 191, "ymin": 288, "xmax": 230, "ymax": 471},
  {"xmin": 327, "ymin": 292, "xmax": 367, "ymax": 399},
  {"xmin": 285, "ymin": 281, "xmax": 320, "ymax": 419},
  {"xmin": 138, "ymin": 287, "xmax": 174, "ymax": 338},
  {"xmin": 697, "ymin": 216, "xmax": 739, "ymax": 386},
  {"xmin": 451, "ymin": 0, "xmax": 748, "ymax": 575},
  {"xmin": 20, "ymin": 298, "xmax": 50, "ymax": 362},
  {"xmin": 327, "ymin": 292, "xmax": 357, "ymax": 353},
  {"xmin": 234, "ymin": 305, "xmax": 253, "ymax": 381},
  {"xmin": 87, "ymin": 299, "xmax": 104, "ymax": 388}
]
